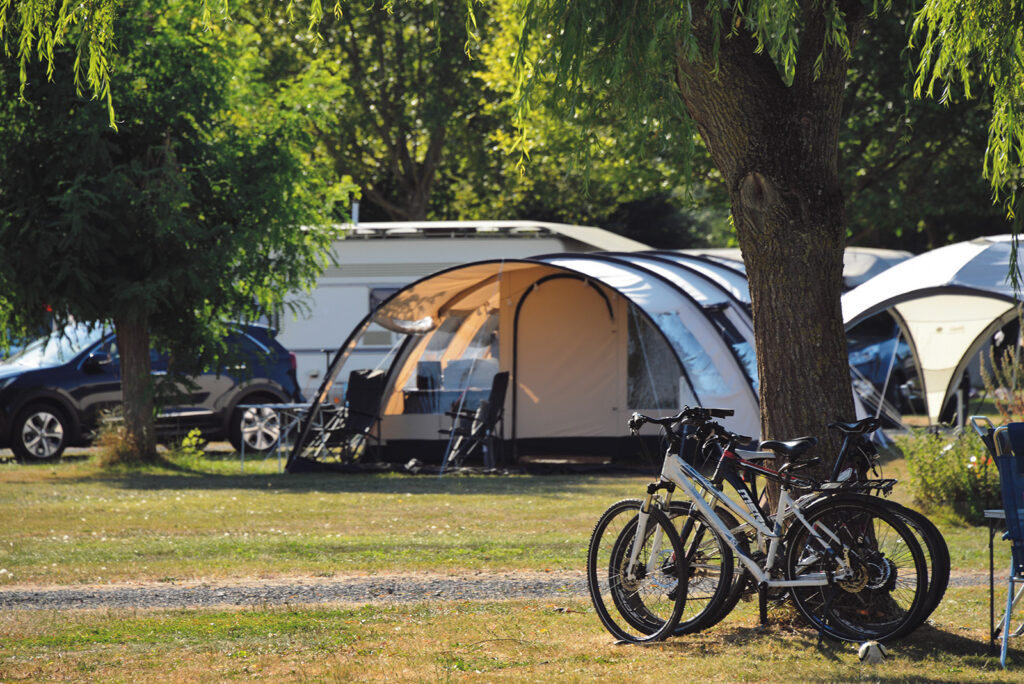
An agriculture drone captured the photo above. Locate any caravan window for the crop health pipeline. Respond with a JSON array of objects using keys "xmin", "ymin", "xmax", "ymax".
[
  {"xmin": 358, "ymin": 288, "xmax": 403, "ymax": 348},
  {"xmin": 628, "ymin": 308, "xmax": 689, "ymax": 409}
]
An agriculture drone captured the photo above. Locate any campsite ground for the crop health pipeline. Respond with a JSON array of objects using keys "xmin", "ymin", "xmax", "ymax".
[{"xmin": 0, "ymin": 449, "xmax": 1017, "ymax": 682}]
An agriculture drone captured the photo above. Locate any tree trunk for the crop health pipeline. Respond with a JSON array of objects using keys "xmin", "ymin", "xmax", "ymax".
[
  {"xmin": 114, "ymin": 313, "xmax": 158, "ymax": 462},
  {"xmin": 676, "ymin": 9, "xmax": 863, "ymax": 466}
]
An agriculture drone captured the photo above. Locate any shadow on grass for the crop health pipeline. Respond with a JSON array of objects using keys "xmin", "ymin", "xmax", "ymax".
[
  {"xmin": 47, "ymin": 450, "xmax": 644, "ymax": 497},
  {"xmin": 651, "ymin": 622, "xmax": 1013, "ymax": 683}
]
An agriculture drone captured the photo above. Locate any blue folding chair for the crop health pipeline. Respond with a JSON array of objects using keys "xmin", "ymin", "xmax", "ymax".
[{"xmin": 993, "ymin": 422, "xmax": 1024, "ymax": 668}]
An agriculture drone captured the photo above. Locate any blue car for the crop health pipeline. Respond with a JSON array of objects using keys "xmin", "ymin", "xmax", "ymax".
[
  {"xmin": 0, "ymin": 323, "xmax": 303, "ymax": 462},
  {"xmin": 847, "ymin": 315, "xmax": 921, "ymax": 414}
]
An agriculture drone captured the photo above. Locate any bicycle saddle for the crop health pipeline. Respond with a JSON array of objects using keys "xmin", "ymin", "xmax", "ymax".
[
  {"xmin": 828, "ymin": 417, "xmax": 881, "ymax": 434},
  {"xmin": 758, "ymin": 436, "xmax": 818, "ymax": 458}
]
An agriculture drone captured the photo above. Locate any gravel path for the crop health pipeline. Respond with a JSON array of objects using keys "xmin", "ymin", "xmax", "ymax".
[
  {"xmin": 0, "ymin": 572, "xmax": 588, "ymax": 611},
  {"xmin": 0, "ymin": 570, "xmax": 994, "ymax": 612}
]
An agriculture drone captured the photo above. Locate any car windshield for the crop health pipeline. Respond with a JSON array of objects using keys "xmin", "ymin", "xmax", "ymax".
[{"xmin": 1, "ymin": 325, "xmax": 108, "ymax": 369}]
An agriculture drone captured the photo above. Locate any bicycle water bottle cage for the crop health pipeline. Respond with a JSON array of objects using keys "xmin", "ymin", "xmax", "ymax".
[{"xmin": 758, "ymin": 436, "xmax": 818, "ymax": 458}]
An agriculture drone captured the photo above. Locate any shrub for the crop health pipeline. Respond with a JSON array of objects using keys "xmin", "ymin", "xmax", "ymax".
[
  {"xmin": 898, "ymin": 430, "xmax": 1000, "ymax": 525},
  {"xmin": 979, "ymin": 342, "xmax": 1024, "ymax": 423}
]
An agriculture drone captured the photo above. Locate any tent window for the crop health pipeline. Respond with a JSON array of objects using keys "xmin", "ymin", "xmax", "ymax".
[
  {"xmin": 705, "ymin": 306, "xmax": 759, "ymax": 391},
  {"xmin": 654, "ymin": 312, "xmax": 730, "ymax": 398},
  {"xmin": 419, "ymin": 313, "xmax": 469, "ymax": 361},
  {"xmin": 628, "ymin": 307, "xmax": 688, "ymax": 409},
  {"xmin": 463, "ymin": 312, "xmax": 500, "ymax": 360}
]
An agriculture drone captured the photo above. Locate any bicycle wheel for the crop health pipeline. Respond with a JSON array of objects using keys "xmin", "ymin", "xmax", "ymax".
[
  {"xmin": 875, "ymin": 499, "xmax": 950, "ymax": 634},
  {"xmin": 587, "ymin": 499, "xmax": 687, "ymax": 643},
  {"xmin": 785, "ymin": 495, "xmax": 928, "ymax": 642},
  {"xmin": 663, "ymin": 502, "xmax": 735, "ymax": 633}
]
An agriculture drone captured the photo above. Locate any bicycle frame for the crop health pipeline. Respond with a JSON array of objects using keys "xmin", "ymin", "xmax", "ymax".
[{"xmin": 627, "ymin": 445, "xmax": 854, "ymax": 589}]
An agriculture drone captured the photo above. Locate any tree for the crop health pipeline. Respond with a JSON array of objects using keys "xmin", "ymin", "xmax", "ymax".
[
  {"xmin": 262, "ymin": 0, "xmax": 490, "ymax": 221},
  {"xmin": 0, "ymin": 0, "xmax": 350, "ymax": 460},
  {"xmin": 5, "ymin": 0, "xmax": 1024, "ymax": 467},
  {"xmin": 501, "ymin": 0, "xmax": 1023, "ymax": 460},
  {"xmin": 840, "ymin": 7, "xmax": 1006, "ymax": 251}
]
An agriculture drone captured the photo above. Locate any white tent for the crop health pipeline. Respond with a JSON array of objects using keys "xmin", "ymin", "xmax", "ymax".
[
  {"xmin": 288, "ymin": 252, "xmax": 760, "ymax": 468},
  {"xmin": 842, "ymin": 235, "xmax": 1022, "ymax": 424}
]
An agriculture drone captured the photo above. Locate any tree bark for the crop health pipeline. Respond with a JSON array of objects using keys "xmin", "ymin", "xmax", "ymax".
[
  {"xmin": 675, "ymin": 8, "xmax": 863, "ymax": 465},
  {"xmin": 114, "ymin": 313, "xmax": 158, "ymax": 462}
]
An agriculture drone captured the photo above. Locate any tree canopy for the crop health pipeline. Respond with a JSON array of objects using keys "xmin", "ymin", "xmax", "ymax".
[
  {"xmin": 4, "ymin": 0, "xmax": 1024, "ymax": 462},
  {"xmin": 0, "ymin": 0, "xmax": 351, "ymax": 457}
]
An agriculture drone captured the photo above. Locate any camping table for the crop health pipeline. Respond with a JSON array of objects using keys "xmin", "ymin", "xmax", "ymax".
[
  {"xmin": 986, "ymin": 508, "xmax": 1007, "ymax": 654},
  {"xmin": 237, "ymin": 402, "xmax": 312, "ymax": 473}
]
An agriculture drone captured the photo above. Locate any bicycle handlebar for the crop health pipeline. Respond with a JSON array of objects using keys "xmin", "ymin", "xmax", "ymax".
[{"xmin": 627, "ymin": 406, "xmax": 734, "ymax": 432}]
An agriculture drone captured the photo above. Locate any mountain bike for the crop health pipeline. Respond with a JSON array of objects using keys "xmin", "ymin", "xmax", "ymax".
[
  {"xmin": 586, "ymin": 407, "xmax": 928, "ymax": 643},
  {"xmin": 705, "ymin": 415, "xmax": 948, "ymax": 640}
]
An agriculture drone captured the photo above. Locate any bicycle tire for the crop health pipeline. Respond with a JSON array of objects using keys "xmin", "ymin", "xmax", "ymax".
[
  {"xmin": 785, "ymin": 494, "xmax": 928, "ymax": 642},
  {"xmin": 661, "ymin": 501, "xmax": 736, "ymax": 634},
  {"xmin": 874, "ymin": 499, "xmax": 950, "ymax": 633},
  {"xmin": 586, "ymin": 499, "xmax": 688, "ymax": 643}
]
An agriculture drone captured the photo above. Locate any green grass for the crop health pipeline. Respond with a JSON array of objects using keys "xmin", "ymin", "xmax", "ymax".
[
  {"xmin": 0, "ymin": 448, "xmax": 1020, "ymax": 681},
  {"xmin": 0, "ymin": 589, "xmax": 1017, "ymax": 682},
  {"xmin": 0, "ymin": 448, "xmax": 1011, "ymax": 585},
  {"xmin": 0, "ymin": 451, "xmax": 651, "ymax": 584}
]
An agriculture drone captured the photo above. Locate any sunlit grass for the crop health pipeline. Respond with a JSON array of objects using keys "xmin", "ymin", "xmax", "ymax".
[
  {"xmin": 0, "ymin": 446, "xmax": 1011, "ymax": 586},
  {"xmin": 0, "ymin": 588, "xmax": 1015, "ymax": 682}
]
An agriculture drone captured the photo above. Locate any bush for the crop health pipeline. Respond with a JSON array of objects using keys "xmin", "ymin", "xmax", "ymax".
[{"xmin": 898, "ymin": 430, "xmax": 1000, "ymax": 525}]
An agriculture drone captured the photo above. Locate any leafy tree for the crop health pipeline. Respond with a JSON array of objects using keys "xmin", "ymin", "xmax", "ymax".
[
  {"xmin": 0, "ymin": 0, "xmax": 349, "ymax": 460},
  {"xmin": 6, "ymin": 0, "xmax": 1024, "ymax": 465},
  {"xmin": 840, "ymin": 6, "xmax": 1005, "ymax": 251},
  {"xmin": 260, "ymin": 0, "xmax": 489, "ymax": 222},
  {"xmin": 499, "ymin": 0, "xmax": 1024, "ymax": 459}
]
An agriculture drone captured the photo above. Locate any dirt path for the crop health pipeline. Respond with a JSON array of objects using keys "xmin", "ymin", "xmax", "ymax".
[
  {"xmin": 0, "ymin": 569, "xmax": 995, "ymax": 611},
  {"xmin": 0, "ymin": 571, "xmax": 587, "ymax": 611}
]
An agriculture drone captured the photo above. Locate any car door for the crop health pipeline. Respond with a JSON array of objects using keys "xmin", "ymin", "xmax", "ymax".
[{"xmin": 74, "ymin": 335, "xmax": 123, "ymax": 428}]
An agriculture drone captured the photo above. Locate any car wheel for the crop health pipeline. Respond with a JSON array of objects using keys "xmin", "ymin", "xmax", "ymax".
[
  {"xmin": 12, "ymin": 403, "xmax": 69, "ymax": 462},
  {"xmin": 229, "ymin": 403, "xmax": 281, "ymax": 454}
]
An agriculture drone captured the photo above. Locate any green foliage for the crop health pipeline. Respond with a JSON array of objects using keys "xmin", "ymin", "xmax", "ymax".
[
  {"xmin": 842, "ymin": 7, "xmax": 1008, "ymax": 250},
  {"xmin": 978, "ymin": 339, "xmax": 1024, "ymax": 423},
  {"xmin": 913, "ymin": 0, "xmax": 1024, "ymax": 218},
  {"xmin": 899, "ymin": 430, "xmax": 1000, "ymax": 524},
  {"xmin": 0, "ymin": 0, "xmax": 351, "ymax": 373}
]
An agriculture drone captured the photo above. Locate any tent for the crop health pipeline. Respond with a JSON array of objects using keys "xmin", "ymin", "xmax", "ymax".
[
  {"xmin": 287, "ymin": 252, "xmax": 761, "ymax": 469},
  {"xmin": 842, "ymin": 235, "xmax": 1022, "ymax": 424}
]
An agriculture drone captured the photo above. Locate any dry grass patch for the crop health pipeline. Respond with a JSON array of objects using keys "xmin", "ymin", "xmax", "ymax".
[{"xmin": 0, "ymin": 588, "xmax": 1019, "ymax": 683}]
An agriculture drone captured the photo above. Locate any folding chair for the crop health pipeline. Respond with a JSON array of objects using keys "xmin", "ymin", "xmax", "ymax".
[
  {"xmin": 439, "ymin": 371, "xmax": 508, "ymax": 472},
  {"xmin": 990, "ymin": 422, "xmax": 1024, "ymax": 667},
  {"xmin": 315, "ymin": 369, "xmax": 387, "ymax": 463}
]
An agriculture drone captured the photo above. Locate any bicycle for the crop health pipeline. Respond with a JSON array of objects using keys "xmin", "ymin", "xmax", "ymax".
[
  {"xmin": 712, "ymin": 416, "xmax": 948, "ymax": 639},
  {"xmin": 586, "ymin": 407, "xmax": 929, "ymax": 644}
]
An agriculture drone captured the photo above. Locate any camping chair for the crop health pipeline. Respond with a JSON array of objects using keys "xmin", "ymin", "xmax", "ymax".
[
  {"xmin": 974, "ymin": 417, "xmax": 1024, "ymax": 667},
  {"xmin": 439, "ymin": 371, "xmax": 509, "ymax": 472},
  {"xmin": 316, "ymin": 368, "xmax": 387, "ymax": 463}
]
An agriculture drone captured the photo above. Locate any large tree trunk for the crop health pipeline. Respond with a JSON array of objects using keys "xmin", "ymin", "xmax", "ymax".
[
  {"xmin": 114, "ymin": 313, "xmax": 158, "ymax": 461},
  {"xmin": 676, "ymin": 8, "xmax": 864, "ymax": 465}
]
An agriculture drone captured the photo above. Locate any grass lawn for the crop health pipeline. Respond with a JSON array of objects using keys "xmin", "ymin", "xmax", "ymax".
[{"xmin": 0, "ymin": 448, "xmax": 1019, "ymax": 681}]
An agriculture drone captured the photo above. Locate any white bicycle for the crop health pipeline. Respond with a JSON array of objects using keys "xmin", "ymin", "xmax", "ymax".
[{"xmin": 587, "ymin": 406, "xmax": 928, "ymax": 643}]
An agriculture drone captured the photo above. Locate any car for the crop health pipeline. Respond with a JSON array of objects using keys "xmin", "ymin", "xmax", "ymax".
[
  {"xmin": 847, "ymin": 314, "xmax": 922, "ymax": 415},
  {"xmin": 0, "ymin": 323, "xmax": 303, "ymax": 462}
]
